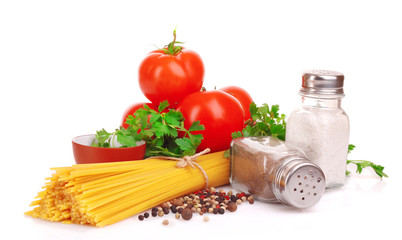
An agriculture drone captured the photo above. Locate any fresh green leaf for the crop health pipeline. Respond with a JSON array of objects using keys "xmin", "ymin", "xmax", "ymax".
[
  {"xmin": 164, "ymin": 110, "xmax": 183, "ymax": 126},
  {"xmin": 175, "ymin": 138, "xmax": 195, "ymax": 152},
  {"xmin": 231, "ymin": 102, "xmax": 287, "ymax": 142},
  {"xmin": 249, "ymin": 102, "xmax": 258, "ymax": 121},
  {"xmin": 158, "ymin": 100, "xmax": 169, "ymax": 113},
  {"xmin": 93, "ymin": 128, "xmax": 112, "ymax": 147},
  {"xmin": 188, "ymin": 120, "xmax": 205, "ymax": 132},
  {"xmin": 347, "ymin": 159, "xmax": 388, "ymax": 178},
  {"xmin": 346, "ymin": 144, "xmax": 388, "ymax": 178},
  {"xmin": 116, "ymin": 133, "xmax": 138, "ymax": 147},
  {"xmin": 150, "ymin": 112, "xmax": 162, "ymax": 123},
  {"xmin": 153, "ymin": 122, "xmax": 177, "ymax": 138},
  {"xmin": 271, "ymin": 105, "xmax": 279, "ymax": 118},
  {"xmin": 348, "ymin": 144, "xmax": 356, "ymax": 154},
  {"xmin": 231, "ymin": 131, "xmax": 243, "ymax": 139}
]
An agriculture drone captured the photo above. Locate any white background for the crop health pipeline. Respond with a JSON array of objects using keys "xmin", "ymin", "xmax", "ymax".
[{"xmin": 1, "ymin": 0, "xmax": 401, "ymax": 239}]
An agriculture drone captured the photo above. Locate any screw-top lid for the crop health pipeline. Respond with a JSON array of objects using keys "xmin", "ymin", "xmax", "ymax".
[
  {"xmin": 300, "ymin": 70, "xmax": 345, "ymax": 96},
  {"xmin": 273, "ymin": 157, "xmax": 326, "ymax": 208}
]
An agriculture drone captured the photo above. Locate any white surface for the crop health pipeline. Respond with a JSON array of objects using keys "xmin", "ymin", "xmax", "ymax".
[{"xmin": 1, "ymin": 0, "xmax": 401, "ymax": 239}]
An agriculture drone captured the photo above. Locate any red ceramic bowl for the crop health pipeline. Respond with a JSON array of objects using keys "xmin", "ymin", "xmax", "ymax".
[{"xmin": 72, "ymin": 134, "xmax": 146, "ymax": 164}]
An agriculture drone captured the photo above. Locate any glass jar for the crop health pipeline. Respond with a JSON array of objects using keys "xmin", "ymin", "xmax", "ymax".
[
  {"xmin": 286, "ymin": 70, "xmax": 350, "ymax": 188},
  {"xmin": 230, "ymin": 137, "xmax": 326, "ymax": 208}
]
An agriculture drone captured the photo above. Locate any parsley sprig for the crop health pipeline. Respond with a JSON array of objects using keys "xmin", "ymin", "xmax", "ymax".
[
  {"xmin": 92, "ymin": 101, "xmax": 205, "ymax": 158},
  {"xmin": 231, "ymin": 102, "xmax": 286, "ymax": 141},
  {"xmin": 346, "ymin": 144, "xmax": 388, "ymax": 178}
]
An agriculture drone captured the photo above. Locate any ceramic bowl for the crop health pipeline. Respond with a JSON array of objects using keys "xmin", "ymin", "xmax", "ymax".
[{"xmin": 72, "ymin": 134, "xmax": 146, "ymax": 164}]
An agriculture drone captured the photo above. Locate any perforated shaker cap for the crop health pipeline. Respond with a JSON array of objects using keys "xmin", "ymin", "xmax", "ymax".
[
  {"xmin": 300, "ymin": 70, "xmax": 345, "ymax": 96},
  {"xmin": 273, "ymin": 157, "xmax": 326, "ymax": 208}
]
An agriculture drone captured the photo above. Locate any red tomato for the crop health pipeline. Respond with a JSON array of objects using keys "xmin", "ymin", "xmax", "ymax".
[
  {"xmin": 177, "ymin": 90, "xmax": 245, "ymax": 153},
  {"xmin": 220, "ymin": 86, "xmax": 253, "ymax": 120},
  {"xmin": 120, "ymin": 102, "xmax": 157, "ymax": 129},
  {"xmin": 138, "ymin": 48, "xmax": 204, "ymax": 107}
]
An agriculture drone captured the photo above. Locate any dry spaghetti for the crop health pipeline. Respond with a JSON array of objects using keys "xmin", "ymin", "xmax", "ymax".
[{"xmin": 25, "ymin": 150, "xmax": 229, "ymax": 227}]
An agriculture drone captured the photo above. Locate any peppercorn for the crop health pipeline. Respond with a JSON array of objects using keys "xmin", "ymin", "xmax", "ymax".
[
  {"xmin": 213, "ymin": 208, "xmax": 218, "ymax": 214},
  {"xmin": 162, "ymin": 219, "xmax": 169, "ymax": 226},
  {"xmin": 138, "ymin": 215, "xmax": 144, "ymax": 221},
  {"xmin": 172, "ymin": 198, "xmax": 183, "ymax": 206},
  {"xmin": 227, "ymin": 201, "xmax": 237, "ymax": 212},
  {"xmin": 162, "ymin": 207, "xmax": 170, "ymax": 215},
  {"xmin": 181, "ymin": 208, "xmax": 193, "ymax": 221},
  {"xmin": 144, "ymin": 212, "xmax": 150, "ymax": 218},
  {"xmin": 248, "ymin": 199, "xmax": 255, "ymax": 204},
  {"xmin": 218, "ymin": 208, "xmax": 225, "ymax": 214},
  {"xmin": 152, "ymin": 207, "xmax": 158, "ymax": 213},
  {"xmin": 203, "ymin": 216, "xmax": 209, "ymax": 222},
  {"xmin": 177, "ymin": 207, "xmax": 183, "ymax": 214},
  {"xmin": 175, "ymin": 213, "xmax": 180, "ymax": 219},
  {"xmin": 170, "ymin": 205, "xmax": 177, "ymax": 213},
  {"xmin": 158, "ymin": 211, "xmax": 164, "ymax": 217},
  {"xmin": 151, "ymin": 211, "xmax": 157, "ymax": 217},
  {"xmin": 160, "ymin": 202, "xmax": 169, "ymax": 209},
  {"xmin": 236, "ymin": 199, "xmax": 242, "ymax": 205}
]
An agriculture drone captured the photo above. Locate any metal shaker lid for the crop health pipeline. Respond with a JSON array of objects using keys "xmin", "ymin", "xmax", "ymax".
[
  {"xmin": 273, "ymin": 157, "xmax": 326, "ymax": 208},
  {"xmin": 300, "ymin": 70, "xmax": 344, "ymax": 96}
]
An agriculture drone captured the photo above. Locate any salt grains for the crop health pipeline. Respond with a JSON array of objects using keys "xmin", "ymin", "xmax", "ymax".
[{"xmin": 286, "ymin": 70, "xmax": 350, "ymax": 188}]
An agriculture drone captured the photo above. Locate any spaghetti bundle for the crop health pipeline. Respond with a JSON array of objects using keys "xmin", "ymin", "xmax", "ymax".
[{"xmin": 25, "ymin": 151, "xmax": 229, "ymax": 227}]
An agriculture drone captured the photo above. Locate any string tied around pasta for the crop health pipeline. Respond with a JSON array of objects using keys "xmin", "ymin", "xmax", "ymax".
[{"xmin": 147, "ymin": 148, "xmax": 211, "ymax": 189}]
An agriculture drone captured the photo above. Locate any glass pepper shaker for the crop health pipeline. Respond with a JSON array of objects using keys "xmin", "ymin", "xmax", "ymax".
[
  {"xmin": 230, "ymin": 137, "xmax": 326, "ymax": 208},
  {"xmin": 286, "ymin": 70, "xmax": 350, "ymax": 188}
]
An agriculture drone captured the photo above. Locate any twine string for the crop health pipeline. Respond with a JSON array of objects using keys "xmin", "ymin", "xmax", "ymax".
[{"xmin": 146, "ymin": 148, "xmax": 211, "ymax": 188}]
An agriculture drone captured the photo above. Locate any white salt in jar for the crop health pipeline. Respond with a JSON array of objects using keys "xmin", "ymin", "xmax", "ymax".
[{"xmin": 286, "ymin": 70, "xmax": 350, "ymax": 188}]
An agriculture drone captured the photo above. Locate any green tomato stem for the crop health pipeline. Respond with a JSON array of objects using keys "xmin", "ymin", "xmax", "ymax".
[{"xmin": 164, "ymin": 28, "xmax": 182, "ymax": 55}]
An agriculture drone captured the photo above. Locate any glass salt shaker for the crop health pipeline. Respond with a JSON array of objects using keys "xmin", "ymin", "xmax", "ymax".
[
  {"xmin": 230, "ymin": 137, "xmax": 326, "ymax": 208},
  {"xmin": 286, "ymin": 70, "xmax": 350, "ymax": 188}
]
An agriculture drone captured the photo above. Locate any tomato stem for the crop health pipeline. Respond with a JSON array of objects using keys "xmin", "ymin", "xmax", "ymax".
[{"xmin": 164, "ymin": 27, "xmax": 182, "ymax": 55}]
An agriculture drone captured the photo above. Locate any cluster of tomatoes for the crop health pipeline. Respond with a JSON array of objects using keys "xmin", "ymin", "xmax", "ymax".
[{"xmin": 120, "ymin": 31, "xmax": 253, "ymax": 153}]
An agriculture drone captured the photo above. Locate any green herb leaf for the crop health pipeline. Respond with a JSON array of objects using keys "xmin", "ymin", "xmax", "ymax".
[
  {"xmin": 158, "ymin": 100, "xmax": 169, "ymax": 113},
  {"xmin": 347, "ymin": 159, "xmax": 388, "ymax": 178},
  {"xmin": 348, "ymin": 144, "xmax": 356, "ymax": 154},
  {"xmin": 347, "ymin": 144, "xmax": 388, "ymax": 178},
  {"xmin": 164, "ymin": 110, "xmax": 183, "ymax": 126},
  {"xmin": 91, "ymin": 101, "xmax": 205, "ymax": 158},
  {"xmin": 92, "ymin": 128, "xmax": 112, "ymax": 147},
  {"xmin": 231, "ymin": 102, "xmax": 287, "ymax": 141},
  {"xmin": 188, "ymin": 120, "xmax": 205, "ymax": 132},
  {"xmin": 175, "ymin": 138, "xmax": 196, "ymax": 154},
  {"xmin": 116, "ymin": 133, "xmax": 138, "ymax": 147},
  {"xmin": 231, "ymin": 131, "xmax": 243, "ymax": 139}
]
